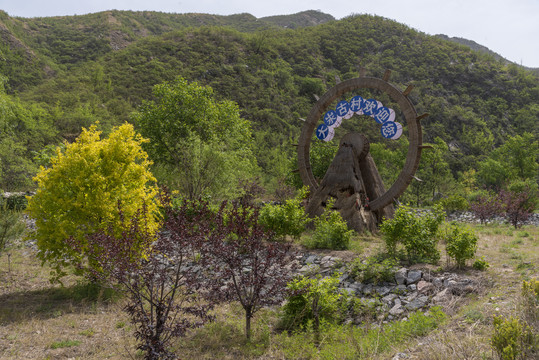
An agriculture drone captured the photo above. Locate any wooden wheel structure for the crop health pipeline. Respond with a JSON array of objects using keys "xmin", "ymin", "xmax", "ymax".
[{"xmin": 297, "ymin": 70, "xmax": 427, "ymax": 213}]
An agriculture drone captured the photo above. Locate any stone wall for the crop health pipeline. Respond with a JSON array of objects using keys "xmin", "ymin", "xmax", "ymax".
[{"xmin": 294, "ymin": 252, "xmax": 480, "ymax": 323}]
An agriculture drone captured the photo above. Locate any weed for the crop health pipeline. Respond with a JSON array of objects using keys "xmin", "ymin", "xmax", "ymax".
[
  {"xmin": 509, "ymin": 252, "xmax": 523, "ymax": 261},
  {"xmin": 347, "ymin": 297, "xmax": 380, "ymax": 322},
  {"xmin": 273, "ymin": 306, "xmax": 447, "ymax": 359},
  {"xmin": 490, "ymin": 279, "xmax": 539, "ymax": 360},
  {"xmin": 115, "ymin": 321, "xmax": 126, "ymax": 329},
  {"xmin": 349, "ymin": 256, "xmax": 397, "ymax": 284},
  {"xmin": 520, "ymin": 279, "xmax": 538, "ymax": 335},
  {"xmin": 510, "ymin": 238, "xmax": 523, "ymax": 247},
  {"xmin": 49, "ymin": 339, "xmax": 81, "ymax": 349},
  {"xmin": 79, "ymin": 329, "xmax": 95, "ymax": 337},
  {"xmin": 464, "ymin": 309, "xmax": 485, "ymax": 323},
  {"xmin": 516, "ymin": 262, "xmax": 533, "ymax": 271},
  {"xmin": 69, "ymin": 281, "xmax": 119, "ymax": 302},
  {"xmin": 0, "ymin": 204, "xmax": 25, "ymax": 258}
]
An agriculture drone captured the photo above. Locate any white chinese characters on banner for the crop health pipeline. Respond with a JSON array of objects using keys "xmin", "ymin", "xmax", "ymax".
[
  {"xmin": 381, "ymin": 121, "xmax": 403, "ymax": 139},
  {"xmin": 335, "ymin": 100, "xmax": 350, "ymax": 117},
  {"xmin": 362, "ymin": 99, "xmax": 378, "ymax": 116},
  {"xmin": 318, "ymin": 95, "xmax": 403, "ymax": 142},
  {"xmin": 323, "ymin": 110, "xmax": 338, "ymax": 126},
  {"xmin": 350, "ymin": 95, "xmax": 363, "ymax": 114},
  {"xmin": 316, "ymin": 124, "xmax": 335, "ymax": 142}
]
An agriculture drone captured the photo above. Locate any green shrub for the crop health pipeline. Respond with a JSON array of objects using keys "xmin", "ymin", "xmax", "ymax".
[
  {"xmin": 522, "ymin": 279, "xmax": 539, "ymax": 302},
  {"xmin": 347, "ymin": 297, "xmax": 380, "ymax": 322},
  {"xmin": 259, "ymin": 188, "xmax": 309, "ymax": 240},
  {"xmin": 491, "ymin": 316, "xmax": 535, "ymax": 360},
  {"xmin": 0, "ymin": 204, "xmax": 25, "ymax": 255},
  {"xmin": 521, "ymin": 279, "xmax": 539, "ymax": 335},
  {"xmin": 303, "ymin": 201, "xmax": 354, "ymax": 250},
  {"xmin": 280, "ymin": 273, "xmax": 344, "ymax": 331},
  {"xmin": 472, "ymin": 256, "xmax": 490, "ymax": 271},
  {"xmin": 445, "ymin": 223, "xmax": 478, "ymax": 268},
  {"xmin": 0, "ymin": 192, "xmax": 29, "ymax": 210},
  {"xmin": 380, "ymin": 204, "xmax": 445, "ymax": 264},
  {"xmin": 490, "ymin": 280, "xmax": 539, "ymax": 360},
  {"xmin": 438, "ymin": 194, "xmax": 469, "ymax": 212},
  {"xmin": 349, "ymin": 256, "xmax": 397, "ymax": 284}
]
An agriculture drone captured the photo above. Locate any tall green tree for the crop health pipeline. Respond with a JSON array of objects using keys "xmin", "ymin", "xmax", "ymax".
[
  {"xmin": 0, "ymin": 76, "xmax": 57, "ymax": 190},
  {"xmin": 406, "ymin": 137, "xmax": 454, "ymax": 206},
  {"xmin": 478, "ymin": 132, "xmax": 538, "ymax": 189},
  {"xmin": 133, "ymin": 76, "xmax": 258, "ymax": 200}
]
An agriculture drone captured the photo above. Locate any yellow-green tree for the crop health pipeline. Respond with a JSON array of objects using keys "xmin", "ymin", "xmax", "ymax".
[{"xmin": 26, "ymin": 123, "xmax": 160, "ymax": 281}]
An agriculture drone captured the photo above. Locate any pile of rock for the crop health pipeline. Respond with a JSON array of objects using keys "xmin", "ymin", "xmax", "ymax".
[
  {"xmin": 294, "ymin": 253, "xmax": 477, "ymax": 321},
  {"xmin": 446, "ymin": 211, "xmax": 539, "ymax": 226}
]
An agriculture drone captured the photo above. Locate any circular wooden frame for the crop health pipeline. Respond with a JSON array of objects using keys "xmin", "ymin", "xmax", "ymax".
[{"xmin": 297, "ymin": 75, "xmax": 423, "ymax": 211}]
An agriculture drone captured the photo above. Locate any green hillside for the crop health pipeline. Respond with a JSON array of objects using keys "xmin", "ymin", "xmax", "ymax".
[{"xmin": 0, "ymin": 10, "xmax": 537, "ymax": 202}]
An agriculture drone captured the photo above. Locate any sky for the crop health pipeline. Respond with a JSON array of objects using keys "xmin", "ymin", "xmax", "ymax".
[{"xmin": 1, "ymin": 0, "xmax": 538, "ymax": 68}]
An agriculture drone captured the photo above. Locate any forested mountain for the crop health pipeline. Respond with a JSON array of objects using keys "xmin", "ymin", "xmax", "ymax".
[
  {"xmin": 435, "ymin": 34, "xmax": 539, "ymax": 75},
  {"xmin": 0, "ymin": 9, "xmax": 537, "ymax": 204}
]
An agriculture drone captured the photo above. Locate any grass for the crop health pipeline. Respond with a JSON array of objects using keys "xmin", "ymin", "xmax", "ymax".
[
  {"xmin": 49, "ymin": 339, "xmax": 81, "ymax": 349},
  {"xmin": 0, "ymin": 222, "xmax": 537, "ymax": 359}
]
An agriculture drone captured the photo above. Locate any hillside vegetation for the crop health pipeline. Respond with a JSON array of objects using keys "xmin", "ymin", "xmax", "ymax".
[
  {"xmin": 0, "ymin": 10, "xmax": 537, "ymax": 203},
  {"xmin": 0, "ymin": 10, "xmax": 538, "ymax": 360}
]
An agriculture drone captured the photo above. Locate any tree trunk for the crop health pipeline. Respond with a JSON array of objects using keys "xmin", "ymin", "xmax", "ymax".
[
  {"xmin": 312, "ymin": 294, "xmax": 320, "ymax": 348},
  {"xmin": 245, "ymin": 306, "xmax": 252, "ymax": 340}
]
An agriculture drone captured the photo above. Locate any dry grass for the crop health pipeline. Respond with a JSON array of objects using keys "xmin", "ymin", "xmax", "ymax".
[
  {"xmin": 0, "ymin": 223, "xmax": 537, "ymax": 359},
  {"xmin": 0, "ymin": 246, "xmax": 136, "ymax": 360},
  {"xmin": 402, "ymin": 223, "xmax": 539, "ymax": 360}
]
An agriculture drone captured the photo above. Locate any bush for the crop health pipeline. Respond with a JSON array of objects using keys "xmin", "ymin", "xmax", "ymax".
[
  {"xmin": 472, "ymin": 256, "xmax": 490, "ymax": 271},
  {"xmin": 521, "ymin": 279, "xmax": 538, "ymax": 340},
  {"xmin": 499, "ymin": 187, "xmax": 536, "ymax": 229},
  {"xmin": 349, "ymin": 256, "xmax": 397, "ymax": 285},
  {"xmin": 491, "ymin": 316, "xmax": 535, "ymax": 360},
  {"xmin": 444, "ymin": 223, "xmax": 478, "ymax": 268},
  {"xmin": 380, "ymin": 204, "xmax": 445, "ymax": 264},
  {"xmin": 26, "ymin": 123, "xmax": 160, "ymax": 282},
  {"xmin": 304, "ymin": 201, "xmax": 354, "ymax": 250},
  {"xmin": 280, "ymin": 273, "xmax": 344, "ymax": 333},
  {"xmin": 438, "ymin": 194, "xmax": 469, "ymax": 212},
  {"xmin": 259, "ymin": 189, "xmax": 309, "ymax": 240},
  {"xmin": 0, "ymin": 203, "xmax": 25, "ymax": 255},
  {"xmin": 470, "ymin": 193, "xmax": 502, "ymax": 224},
  {"xmin": 0, "ymin": 192, "xmax": 30, "ymax": 210},
  {"xmin": 491, "ymin": 279, "xmax": 538, "ymax": 360}
]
